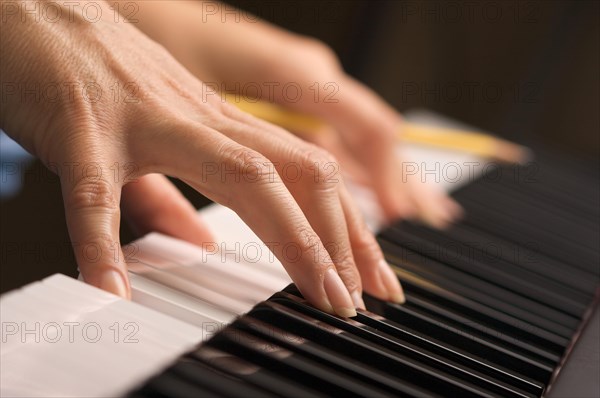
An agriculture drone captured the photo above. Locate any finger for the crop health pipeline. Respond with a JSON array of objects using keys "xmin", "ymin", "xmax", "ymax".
[
  {"xmin": 60, "ymin": 161, "xmax": 130, "ymax": 299},
  {"xmin": 297, "ymin": 125, "xmax": 370, "ymax": 185},
  {"xmin": 406, "ymin": 177, "xmax": 464, "ymax": 229},
  {"xmin": 338, "ymin": 182, "xmax": 405, "ymax": 304},
  {"xmin": 294, "ymin": 75, "xmax": 462, "ymax": 227},
  {"xmin": 217, "ymin": 106, "xmax": 366, "ymax": 309},
  {"xmin": 121, "ymin": 173, "xmax": 214, "ymax": 245},
  {"xmin": 150, "ymin": 120, "xmax": 356, "ymax": 317},
  {"xmin": 317, "ymin": 77, "xmax": 415, "ymax": 219}
]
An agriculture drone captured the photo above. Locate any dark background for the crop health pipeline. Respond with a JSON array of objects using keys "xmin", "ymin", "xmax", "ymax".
[{"xmin": 1, "ymin": 0, "xmax": 598, "ymax": 293}]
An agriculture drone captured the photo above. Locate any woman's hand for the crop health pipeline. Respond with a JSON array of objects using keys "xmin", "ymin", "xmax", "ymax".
[
  {"xmin": 121, "ymin": 0, "xmax": 463, "ymax": 228},
  {"xmin": 0, "ymin": 0, "xmax": 403, "ymax": 314}
]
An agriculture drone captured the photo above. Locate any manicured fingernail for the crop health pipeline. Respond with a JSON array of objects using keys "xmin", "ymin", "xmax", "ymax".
[
  {"xmin": 448, "ymin": 201, "xmax": 464, "ymax": 221},
  {"xmin": 378, "ymin": 260, "xmax": 405, "ymax": 304},
  {"xmin": 393, "ymin": 200, "xmax": 416, "ymax": 220},
  {"xmin": 351, "ymin": 290, "xmax": 366, "ymax": 310},
  {"xmin": 99, "ymin": 270, "xmax": 129, "ymax": 299},
  {"xmin": 323, "ymin": 268, "xmax": 357, "ymax": 318}
]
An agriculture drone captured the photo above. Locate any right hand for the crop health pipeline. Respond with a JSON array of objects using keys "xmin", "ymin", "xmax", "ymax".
[{"xmin": 0, "ymin": 0, "xmax": 404, "ymax": 316}]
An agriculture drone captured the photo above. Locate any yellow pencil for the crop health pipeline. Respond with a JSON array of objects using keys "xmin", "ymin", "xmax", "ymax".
[{"xmin": 224, "ymin": 94, "xmax": 531, "ymax": 164}]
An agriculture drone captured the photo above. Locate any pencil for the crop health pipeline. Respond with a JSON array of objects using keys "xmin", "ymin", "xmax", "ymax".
[{"xmin": 224, "ymin": 94, "xmax": 532, "ymax": 164}]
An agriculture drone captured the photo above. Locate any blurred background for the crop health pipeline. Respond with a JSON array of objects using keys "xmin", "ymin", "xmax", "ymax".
[{"xmin": 1, "ymin": 0, "xmax": 598, "ymax": 293}]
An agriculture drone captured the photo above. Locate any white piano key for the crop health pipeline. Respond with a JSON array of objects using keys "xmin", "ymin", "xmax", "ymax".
[
  {"xmin": 128, "ymin": 271, "xmax": 236, "ymax": 326},
  {"xmin": 24, "ymin": 279, "xmax": 204, "ymax": 349},
  {"xmin": 133, "ymin": 252, "xmax": 279, "ymax": 303},
  {"xmin": 129, "ymin": 261, "xmax": 253, "ymax": 314},
  {"xmin": 1, "ymin": 274, "xmax": 206, "ymax": 398},
  {"xmin": 135, "ymin": 231, "xmax": 291, "ymax": 285}
]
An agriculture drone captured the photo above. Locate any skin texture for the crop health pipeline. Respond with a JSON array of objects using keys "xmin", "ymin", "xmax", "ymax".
[{"xmin": 1, "ymin": 0, "xmax": 458, "ymax": 315}]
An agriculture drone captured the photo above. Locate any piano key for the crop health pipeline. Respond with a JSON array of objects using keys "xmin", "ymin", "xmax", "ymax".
[
  {"xmin": 269, "ymin": 293, "xmax": 532, "ymax": 397},
  {"xmin": 281, "ymin": 283, "xmax": 558, "ymax": 371},
  {"xmin": 128, "ymin": 261, "xmax": 253, "ymax": 314},
  {"xmin": 473, "ymin": 171, "xmax": 599, "ymax": 232},
  {"xmin": 481, "ymin": 179, "xmax": 599, "ymax": 234},
  {"xmin": 492, "ymin": 160, "xmax": 600, "ymax": 215},
  {"xmin": 453, "ymin": 194, "xmax": 598, "ymax": 271},
  {"xmin": 167, "ymin": 359, "xmax": 277, "ymax": 398},
  {"xmin": 234, "ymin": 316, "xmax": 434, "ymax": 397},
  {"xmin": 190, "ymin": 346, "xmax": 326, "ymax": 398},
  {"xmin": 386, "ymin": 223, "xmax": 592, "ymax": 315},
  {"xmin": 128, "ymin": 272, "xmax": 236, "ymax": 327},
  {"xmin": 457, "ymin": 182, "xmax": 599, "ymax": 255},
  {"xmin": 418, "ymin": 223, "xmax": 598, "ymax": 296},
  {"xmin": 209, "ymin": 328, "xmax": 391, "ymax": 398},
  {"xmin": 352, "ymin": 310, "xmax": 545, "ymax": 395},
  {"xmin": 134, "ymin": 372, "xmax": 223, "ymax": 398},
  {"xmin": 134, "ymin": 231, "xmax": 291, "ymax": 283},
  {"xmin": 380, "ymin": 229, "xmax": 586, "ymax": 318},
  {"xmin": 249, "ymin": 302, "xmax": 492, "ymax": 397},
  {"xmin": 1, "ymin": 275, "xmax": 204, "ymax": 398},
  {"xmin": 361, "ymin": 293, "xmax": 554, "ymax": 383},
  {"xmin": 271, "ymin": 292, "xmax": 541, "ymax": 397},
  {"xmin": 369, "ymin": 270, "xmax": 563, "ymax": 363},
  {"xmin": 379, "ymin": 244, "xmax": 574, "ymax": 347}
]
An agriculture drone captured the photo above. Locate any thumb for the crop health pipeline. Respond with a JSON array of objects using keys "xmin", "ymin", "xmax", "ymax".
[{"xmin": 60, "ymin": 163, "xmax": 130, "ymax": 299}]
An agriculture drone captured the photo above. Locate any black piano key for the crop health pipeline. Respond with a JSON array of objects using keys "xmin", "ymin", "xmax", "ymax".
[
  {"xmin": 271, "ymin": 292, "xmax": 536, "ymax": 398},
  {"xmin": 483, "ymin": 178, "xmax": 599, "ymax": 235},
  {"xmin": 473, "ymin": 175, "xmax": 599, "ymax": 242},
  {"xmin": 353, "ymin": 309, "xmax": 545, "ymax": 396},
  {"xmin": 380, "ymin": 224, "xmax": 586, "ymax": 320},
  {"xmin": 499, "ymin": 178, "xmax": 599, "ymax": 221},
  {"xmin": 492, "ymin": 160, "xmax": 600, "ymax": 217},
  {"xmin": 127, "ymin": 393, "xmax": 152, "ymax": 398},
  {"xmin": 490, "ymin": 160, "xmax": 599, "ymax": 214},
  {"xmin": 208, "ymin": 327, "xmax": 390, "ymax": 398},
  {"xmin": 361, "ymin": 294, "xmax": 555, "ymax": 383},
  {"xmin": 455, "ymin": 197, "xmax": 598, "ymax": 272},
  {"xmin": 190, "ymin": 346, "xmax": 325, "ymax": 398},
  {"xmin": 136, "ymin": 372, "xmax": 222, "ymax": 398},
  {"xmin": 379, "ymin": 271, "xmax": 564, "ymax": 362},
  {"xmin": 387, "ymin": 223, "xmax": 591, "ymax": 316},
  {"xmin": 458, "ymin": 184, "xmax": 599, "ymax": 258},
  {"xmin": 251, "ymin": 301, "xmax": 494, "ymax": 397},
  {"xmin": 169, "ymin": 360, "xmax": 277, "ymax": 398},
  {"xmin": 283, "ymin": 282, "xmax": 558, "ymax": 368},
  {"xmin": 234, "ymin": 315, "xmax": 434, "ymax": 397},
  {"xmin": 425, "ymin": 223, "xmax": 598, "ymax": 296},
  {"xmin": 380, "ymin": 244, "xmax": 574, "ymax": 347}
]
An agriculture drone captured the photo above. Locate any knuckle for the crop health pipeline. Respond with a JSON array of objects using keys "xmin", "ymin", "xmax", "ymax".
[
  {"xmin": 73, "ymin": 232, "xmax": 120, "ymax": 266},
  {"xmin": 294, "ymin": 226, "xmax": 328, "ymax": 263},
  {"xmin": 353, "ymin": 227, "xmax": 381, "ymax": 257},
  {"xmin": 337, "ymin": 265, "xmax": 361, "ymax": 293},
  {"xmin": 296, "ymin": 145, "xmax": 340, "ymax": 188},
  {"xmin": 225, "ymin": 147, "xmax": 274, "ymax": 180},
  {"xmin": 295, "ymin": 37, "xmax": 339, "ymax": 68},
  {"xmin": 66, "ymin": 177, "xmax": 119, "ymax": 215},
  {"xmin": 354, "ymin": 123, "xmax": 396, "ymax": 149}
]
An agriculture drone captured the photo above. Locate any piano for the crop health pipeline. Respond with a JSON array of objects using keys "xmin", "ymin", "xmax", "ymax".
[{"xmin": 1, "ymin": 111, "xmax": 598, "ymax": 397}]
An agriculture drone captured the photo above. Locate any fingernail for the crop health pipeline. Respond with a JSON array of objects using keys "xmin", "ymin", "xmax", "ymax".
[
  {"xmin": 99, "ymin": 270, "xmax": 129, "ymax": 299},
  {"xmin": 323, "ymin": 268, "xmax": 357, "ymax": 318},
  {"xmin": 391, "ymin": 201, "xmax": 416, "ymax": 221},
  {"xmin": 351, "ymin": 290, "xmax": 366, "ymax": 310},
  {"xmin": 448, "ymin": 201, "xmax": 464, "ymax": 221},
  {"xmin": 378, "ymin": 260, "xmax": 405, "ymax": 304}
]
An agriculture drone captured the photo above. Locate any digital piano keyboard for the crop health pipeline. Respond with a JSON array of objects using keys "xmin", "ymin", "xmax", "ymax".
[{"xmin": 1, "ymin": 112, "xmax": 598, "ymax": 398}]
